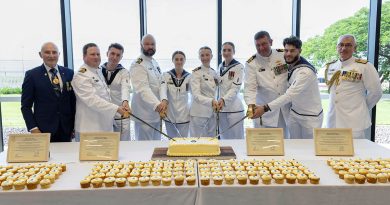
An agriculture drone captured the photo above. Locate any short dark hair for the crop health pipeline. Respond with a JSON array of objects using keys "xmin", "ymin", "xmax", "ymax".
[
  {"xmin": 172, "ymin": 50, "xmax": 186, "ymax": 60},
  {"xmin": 283, "ymin": 36, "xmax": 302, "ymax": 49},
  {"xmin": 83, "ymin": 43, "xmax": 98, "ymax": 56},
  {"xmin": 108, "ymin": 43, "xmax": 124, "ymax": 53},
  {"xmin": 222, "ymin": 42, "xmax": 235, "ymax": 53},
  {"xmin": 199, "ymin": 46, "xmax": 212, "ymax": 54},
  {"xmin": 254, "ymin": 31, "xmax": 271, "ymax": 40}
]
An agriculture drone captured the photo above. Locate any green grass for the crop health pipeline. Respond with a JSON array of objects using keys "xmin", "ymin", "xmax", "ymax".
[{"xmin": 1, "ymin": 98, "xmax": 390, "ymax": 128}]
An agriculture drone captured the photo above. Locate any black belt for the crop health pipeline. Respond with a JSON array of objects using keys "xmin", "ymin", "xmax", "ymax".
[
  {"xmin": 291, "ymin": 109, "xmax": 323, "ymax": 117},
  {"xmin": 163, "ymin": 120, "xmax": 190, "ymax": 125},
  {"xmin": 220, "ymin": 110, "xmax": 245, "ymax": 114}
]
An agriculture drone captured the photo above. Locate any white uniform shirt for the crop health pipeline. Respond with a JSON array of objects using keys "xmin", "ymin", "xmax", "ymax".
[
  {"xmin": 100, "ymin": 63, "xmax": 131, "ymax": 119},
  {"xmin": 162, "ymin": 69, "xmax": 191, "ymax": 123},
  {"xmin": 130, "ymin": 54, "xmax": 167, "ymax": 123},
  {"xmin": 72, "ymin": 64, "xmax": 118, "ymax": 132},
  {"xmin": 243, "ymin": 49, "xmax": 290, "ymax": 126},
  {"xmin": 218, "ymin": 59, "xmax": 244, "ymax": 112},
  {"xmin": 190, "ymin": 65, "xmax": 219, "ymax": 118},
  {"xmin": 268, "ymin": 58, "xmax": 322, "ymax": 118},
  {"xmin": 326, "ymin": 57, "xmax": 382, "ymax": 131}
]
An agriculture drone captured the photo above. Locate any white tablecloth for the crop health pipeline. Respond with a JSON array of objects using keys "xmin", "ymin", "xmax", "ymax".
[{"xmin": 1, "ymin": 139, "xmax": 390, "ymax": 205}]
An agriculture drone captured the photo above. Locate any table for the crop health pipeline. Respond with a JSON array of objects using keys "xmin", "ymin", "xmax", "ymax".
[{"xmin": 1, "ymin": 139, "xmax": 390, "ymax": 205}]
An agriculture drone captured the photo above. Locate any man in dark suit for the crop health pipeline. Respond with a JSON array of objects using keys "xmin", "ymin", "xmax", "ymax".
[{"xmin": 21, "ymin": 42, "xmax": 76, "ymax": 142}]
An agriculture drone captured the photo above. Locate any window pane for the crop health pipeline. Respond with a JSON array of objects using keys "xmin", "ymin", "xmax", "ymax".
[
  {"xmin": 0, "ymin": 0, "xmax": 63, "ymax": 146},
  {"xmin": 301, "ymin": 0, "xmax": 369, "ymax": 128},
  {"xmin": 222, "ymin": 0, "xmax": 292, "ymax": 63},
  {"xmin": 71, "ymin": 0, "xmax": 140, "ymax": 69},
  {"xmin": 376, "ymin": 0, "xmax": 390, "ymax": 144},
  {"xmin": 147, "ymin": 0, "xmax": 217, "ymax": 72}
]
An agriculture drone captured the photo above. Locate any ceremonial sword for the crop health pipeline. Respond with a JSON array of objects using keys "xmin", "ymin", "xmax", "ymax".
[{"xmin": 128, "ymin": 113, "xmax": 176, "ymax": 141}]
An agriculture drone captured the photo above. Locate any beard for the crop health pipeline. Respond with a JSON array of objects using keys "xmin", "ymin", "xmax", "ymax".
[
  {"xmin": 142, "ymin": 47, "xmax": 156, "ymax": 57},
  {"xmin": 285, "ymin": 55, "xmax": 299, "ymax": 64}
]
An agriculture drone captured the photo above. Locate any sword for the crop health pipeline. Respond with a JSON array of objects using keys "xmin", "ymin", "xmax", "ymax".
[
  {"xmin": 129, "ymin": 113, "xmax": 176, "ymax": 141},
  {"xmin": 163, "ymin": 116, "xmax": 183, "ymax": 138},
  {"xmin": 214, "ymin": 114, "xmax": 248, "ymax": 139}
]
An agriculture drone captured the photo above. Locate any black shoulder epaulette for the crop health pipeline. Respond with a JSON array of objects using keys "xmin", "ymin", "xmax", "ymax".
[
  {"xmin": 136, "ymin": 58, "xmax": 143, "ymax": 64},
  {"xmin": 325, "ymin": 59, "xmax": 337, "ymax": 65},
  {"xmin": 355, "ymin": 58, "xmax": 368, "ymax": 64},
  {"xmin": 78, "ymin": 67, "xmax": 87, "ymax": 73},
  {"xmin": 192, "ymin": 67, "xmax": 201, "ymax": 72},
  {"xmin": 246, "ymin": 55, "xmax": 256, "ymax": 64},
  {"xmin": 276, "ymin": 49, "xmax": 284, "ymax": 52}
]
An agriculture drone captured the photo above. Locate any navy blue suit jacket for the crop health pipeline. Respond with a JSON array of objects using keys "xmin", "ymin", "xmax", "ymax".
[{"xmin": 21, "ymin": 64, "xmax": 76, "ymax": 142}]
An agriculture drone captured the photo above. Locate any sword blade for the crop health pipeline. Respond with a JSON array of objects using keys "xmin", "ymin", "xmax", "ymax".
[
  {"xmin": 130, "ymin": 113, "xmax": 175, "ymax": 141},
  {"xmin": 214, "ymin": 114, "xmax": 247, "ymax": 139}
]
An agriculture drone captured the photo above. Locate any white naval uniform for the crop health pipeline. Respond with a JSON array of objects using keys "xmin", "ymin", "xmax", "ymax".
[
  {"xmin": 130, "ymin": 54, "xmax": 167, "ymax": 141},
  {"xmin": 218, "ymin": 59, "xmax": 245, "ymax": 139},
  {"xmin": 100, "ymin": 63, "xmax": 131, "ymax": 141},
  {"xmin": 243, "ymin": 49, "xmax": 290, "ymax": 138},
  {"xmin": 189, "ymin": 65, "xmax": 219, "ymax": 137},
  {"xmin": 72, "ymin": 64, "xmax": 118, "ymax": 141},
  {"xmin": 268, "ymin": 57, "xmax": 323, "ymax": 139},
  {"xmin": 325, "ymin": 57, "xmax": 382, "ymax": 139},
  {"xmin": 162, "ymin": 69, "xmax": 191, "ymax": 138}
]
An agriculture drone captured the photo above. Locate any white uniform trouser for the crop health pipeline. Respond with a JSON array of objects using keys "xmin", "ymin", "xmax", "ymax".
[
  {"xmin": 352, "ymin": 130, "xmax": 366, "ymax": 139},
  {"xmin": 165, "ymin": 121, "xmax": 189, "ymax": 138},
  {"xmin": 190, "ymin": 115, "xmax": 216, "ymax": 137},
  {"xmin": 134, "ymin": 121, "xmax": 161, "ymax": 141},
  {"xmin": 253, "ymin": 111, "xmax": 289, "ymax": 138},
  {"xmin": 288, "ymin": 111, "xmax": 323, "ymax": 139},
  {"xmin": 113, "ymin": 118, "xmax": 131, "ymax": 141},
  {"xmin": 219, "ymin": 112, "xmax": 245, "ymax": 139}
]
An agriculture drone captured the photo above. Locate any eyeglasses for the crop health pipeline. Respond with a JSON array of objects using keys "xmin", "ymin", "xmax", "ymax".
[{"xmin": 337, "ymin": 43, "xmax": 354, "ymax": 48}]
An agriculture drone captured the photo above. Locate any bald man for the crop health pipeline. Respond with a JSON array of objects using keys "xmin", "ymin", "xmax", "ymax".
[
  {"xmin": 325, "ymin": 34, "xmax": 382, "ymax": 139},
  {"xmin": 21, "ymin": 42, "xmax": 76, "ymax": 142},
  {"xmin": 130, "ymin": 34, "xmax": 168, "ymax": 140}
]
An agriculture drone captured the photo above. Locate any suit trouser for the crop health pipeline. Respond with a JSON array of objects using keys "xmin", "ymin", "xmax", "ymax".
[
  {"xmin": 288, "ymin": 112, "xmax": 323, "ymax": 139},
  {"xmin": 51, "ymin": 121, "xmax": 72, "ymax": 142},
  {"xmin": 253, "ymin": 111, "xmax": 289, "ymax": 138},
  {"xmin": 114, "ymin": 118, "xmax": 131, "ymax": 141},
  {"xmin": 165, "ymin": 121, "xmax": 189, "ymax": 138},
  {"xmin": 219, "ymin": 112, "xmax": 245, "ymax": 139},
  {"xmin": 189, "ymin": 115, "xmax": 216, "ymax": 138},
  {"xmin": 134, "ymin": 121, "xmax": 161, "ymax": 141}
]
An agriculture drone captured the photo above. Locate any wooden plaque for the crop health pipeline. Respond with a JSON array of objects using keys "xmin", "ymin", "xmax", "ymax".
[
  {"xmin": 314, "ymin": 128, "xmax": 354, "ymax": 156},
  {"xmin": 7, "ymin": 133, "xmax": 50, "ymax": 163},
  {"xmin": 79, "ymin": 132, "xmax": 120, "ymax": 161},
  {"xmin": 246, "ymin": 128, "xmax": 284, "ymax": 156}
]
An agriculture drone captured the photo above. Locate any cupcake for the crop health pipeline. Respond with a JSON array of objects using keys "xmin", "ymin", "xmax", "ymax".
[
  {"xmin": 151, "ymin": 176, "xmax": 162, "ymax": 186},
  {"xmin": 309, "ymin": 174, "xmax": 320, "ymax": 184},
  {"xmin": 213, "ymin": 175, "xmax": 223, "ymax": 185},
  {"xmin": 285, "ymin": 174, "xmax": 297, "ymax": 184},
  {"xmin": 1, "ymin": 180, "xmax": 14, "ymax": 191},
  {"xmin": 162, "ymin": 177, "xmax": 172, "ymax": 186},
  {"xmin": 80, "ymin": 179, "xmax": 91, "ymax": 188},
  {"xmin": 237, "ymin": 174, "xmax": 247, "ymax": 185},
  {"xmin": 297, "ymin": 174, "xmax": 308, "ymax": 184},
  {"xmin": 128, "ymin": 177, "xmax": 138, "ymax": 187},
  {"xmin": 13, "ymin": 179, "xmax": 26, "ymax": 190},
  {"xmin": 40, "ymin": 179, "xmax": 51, "ymax": 189},
  {"xmin": 186, "ymin": 176, "xmax": 196, "ymax": 186},
  {"xmin": 200, "ymin": 176, "xmax": 210, "ymax": 186},
  {"xmin": 104, "ymin": 177, "xmax": 116, "ymax": 187},
  {"xmin": 224, "ymin": 175, "xmax": 235, "ymax": 185},
  {"xmin": 273, "ymin": 174, "xmax": 284, "ymax": 184},
  {"xmin": 26, "ymin": 178, "xmax": 39, "ymax": 190},
  {"xmin": 261, "ymin": 174, "xmax": 272, "ymax": 185},
  {"xmin": 366, "ymin": 173, "xmax": 377, "ymax": 184},
  {"xmin": 344, "ymin": 174, "xmax": 355, "ymax": 184},
  {"xmin": 377, "ymin": 173, "xmax": 388, "ymax": 183},
  {"xmin": 44, "ymin": 174, "xmax": 56, "ymax": 184},
  {"xmin": 116, "ymin": 178, "xmax": 127, "ymax": 187},
  {"xmin": 174, "ymin": 175, "xmax": 185, "ymax": 186},
  {"xmin": 139, "ymin": 177, "xmax": 150, "ymax": 186},
  {"xmin": 338, "ymin": 170, "xmax": 347, "ymax": 179},
  {"xmin": 249, "ymin": 175, "xmax": 260, "ymax": 185},
  {"xmin": 354, "ymin": 174, "xmax": 366, "ymax": 184},
  {"xmin": 91, "ymin": 178, "xmax": 103, "ymax": 188}
]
